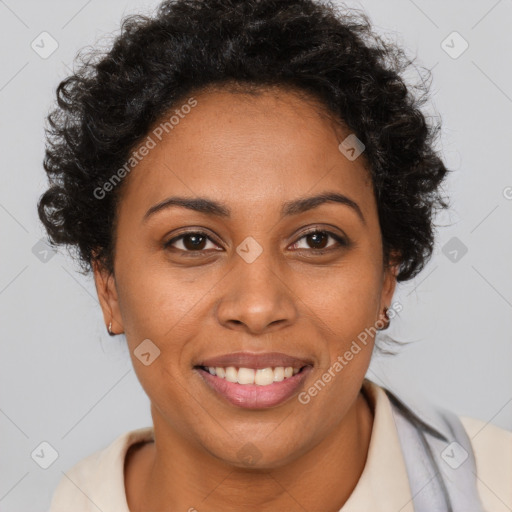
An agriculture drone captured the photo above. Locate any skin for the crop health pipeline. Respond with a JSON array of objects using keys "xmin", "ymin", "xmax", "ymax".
[{"xmin": 93, "ymin": 86, "xmax": 399, "ymax": 512}]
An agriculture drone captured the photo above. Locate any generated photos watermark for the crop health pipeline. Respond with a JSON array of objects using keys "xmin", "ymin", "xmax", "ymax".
[
  {"xmin": 298, "ymin": 300, "xmax": 403, "ymax": 404},
  {"xmin": 93, "ymin": 97, "xmax": 198, "ymax": 200}
]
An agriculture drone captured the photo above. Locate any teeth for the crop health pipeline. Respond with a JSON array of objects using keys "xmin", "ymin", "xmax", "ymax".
[
  {"xmin": 255, "ymin": 368, "xmax": 274, "ymax": 386},
  {"xmin": 204, "ymin": 366, "xmax": 302, "ymax": 386},
  {"xmin": 225, "ymin": 366, "xmax": 238, "ymax": 383},
  {"xmin": 237, "ymin": 367, "xmax": 255, "ymax": 385},
  {"xmin": 273, "ymin": 366, "xmax": 284, "ymax": 382}
]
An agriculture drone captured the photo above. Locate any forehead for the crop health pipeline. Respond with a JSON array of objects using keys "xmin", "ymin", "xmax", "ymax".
[{"xmin": 118, "ymin": 86, "xmax": 375, "ymax": 217}]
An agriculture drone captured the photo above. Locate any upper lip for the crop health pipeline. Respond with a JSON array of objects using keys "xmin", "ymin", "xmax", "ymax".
[{"xmin": 195, "ymin": 351, "xmax": 313, "ymax": 369}]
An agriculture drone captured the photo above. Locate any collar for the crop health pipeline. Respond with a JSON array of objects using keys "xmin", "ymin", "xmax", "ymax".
[{"xmin": 366, "ymin": 377, "xmax": 451, "ymax": 442}]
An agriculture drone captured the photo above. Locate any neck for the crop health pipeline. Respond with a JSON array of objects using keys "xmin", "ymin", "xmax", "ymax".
[{"xmin": 125, "ymin": 389, "xmax": 374, "ymax": 512}]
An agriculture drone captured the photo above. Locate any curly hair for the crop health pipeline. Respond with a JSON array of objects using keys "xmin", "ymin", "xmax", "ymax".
[{"xmin": 38, "ymin": 0, "xmax": 450, "ymax": 282}]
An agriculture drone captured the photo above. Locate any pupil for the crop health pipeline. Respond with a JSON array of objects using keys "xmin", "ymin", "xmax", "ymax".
[
  {"xmin": 308, "ymin": 232, "xmax": 327, "ymax": 249},
  {"xmin": 184, "ymin": 234, "xmax": 206, "ymax": 250},
  {"xmin": 181, "ymin": 233, "xmax": 329, "ymax": 251}
]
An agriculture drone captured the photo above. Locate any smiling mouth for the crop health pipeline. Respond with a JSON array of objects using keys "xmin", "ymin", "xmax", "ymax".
[
  {"xmin": 194, "ymin": 364, "xmax": 312, "ymax": 409},
  {"xmin": 196, "ymin": 365, "xmax": 308, "ymax": 386}
]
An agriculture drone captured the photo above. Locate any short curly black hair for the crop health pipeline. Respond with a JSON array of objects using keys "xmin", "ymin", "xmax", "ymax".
[{"xmin": 38, "ymin": 0, "xmax": 450, "ymax": 282}]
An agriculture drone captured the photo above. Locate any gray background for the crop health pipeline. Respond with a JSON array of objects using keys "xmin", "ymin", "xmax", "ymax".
[{"xmin": 0, "ymin": 0, "xmax": 511, "ymax": 510}]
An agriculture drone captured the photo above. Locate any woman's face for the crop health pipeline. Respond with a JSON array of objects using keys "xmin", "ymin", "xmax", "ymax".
[{"xmin": 94, "ymin": 87, "xmax": 397, "ymax": 467}]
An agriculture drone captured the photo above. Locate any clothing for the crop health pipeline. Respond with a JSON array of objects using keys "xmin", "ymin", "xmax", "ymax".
[
  {"xmin": 385, "ymin": 384, "xmax": 484, "ymax": 511},
  {"xmin": 48, "ymin": 378, "xmax": 512, "ymax": 511}
]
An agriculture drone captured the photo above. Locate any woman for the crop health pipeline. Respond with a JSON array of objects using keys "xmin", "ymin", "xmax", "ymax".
[{"xmin": 38, "ymin": 0, "xmax": 511, "ymax": 510}]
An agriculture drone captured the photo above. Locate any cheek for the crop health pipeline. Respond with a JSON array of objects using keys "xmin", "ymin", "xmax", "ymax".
[
  {"xmin": 115, "ymin": 255, "xmax": 206, "ymax": 339},
  {"xmin": 114, "ymin": 268, "xmax": 196, "ymax": 407},
  {"xmin": 300, "ymin": 265, "xmax": 382, "ymax": 380},
  {"xmin": 295, "ymin": 268, "xmax": 379, "ymax": 423},
  {"xmin": 301, "ymin": 260, "xmax": 381, "ymax": 328},
  {"xmin": 114, "ymin": 261, "xmax": 221, "ymax": 401}
]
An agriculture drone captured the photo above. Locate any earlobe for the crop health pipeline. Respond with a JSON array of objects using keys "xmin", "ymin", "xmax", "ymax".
[{"xmin": 92, "ymin": 259, "xmax": 124, "ymax": 335}]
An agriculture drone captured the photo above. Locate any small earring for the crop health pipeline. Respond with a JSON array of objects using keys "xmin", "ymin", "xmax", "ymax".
[
  {"xmin": 107, "ymin": 321, "xmax": 114, "ymax": 336},
  {"xmin": 377, "ymin": 307, "xmax": 390, "ymax": 331}
]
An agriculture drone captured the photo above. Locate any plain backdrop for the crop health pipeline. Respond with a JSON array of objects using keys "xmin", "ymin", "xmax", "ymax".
[{"xmin": 0, "ymin": 0, "xmax": 511, "ymax": 510}]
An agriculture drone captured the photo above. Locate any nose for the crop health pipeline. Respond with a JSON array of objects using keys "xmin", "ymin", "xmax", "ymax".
[{"xmin": 214, "ymin": 252, "xmax": 298, "ymax": 335}]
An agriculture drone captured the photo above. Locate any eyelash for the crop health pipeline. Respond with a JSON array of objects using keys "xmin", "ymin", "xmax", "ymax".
[{"xmin": 163, "ymin": 228, "xmax": 349, "ymax": 256}]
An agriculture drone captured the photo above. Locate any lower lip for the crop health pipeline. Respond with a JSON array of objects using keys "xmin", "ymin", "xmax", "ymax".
[{"xmin": 195, "ymin": 366, "xmax": 312, "ymax": 409}]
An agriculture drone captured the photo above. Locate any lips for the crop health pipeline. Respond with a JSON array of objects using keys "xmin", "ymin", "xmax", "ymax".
[
  {"xmin": 195, "ymin": 351, "xmax": 313, "ymax": 370},
  {"xmin": 193, "ymin": 351, "xmax": 314, "ymax": 409}
]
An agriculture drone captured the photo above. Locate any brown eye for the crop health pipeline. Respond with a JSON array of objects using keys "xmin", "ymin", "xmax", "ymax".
[
  {"xmin": 164, "ymin": 229, "xmax": 348, "ymax": 255},
  {"xmin": 305, "ymin": 232, "xmax": 329, "ymax": 249},
  {"xmin": 290, "ymin": 230, "xmax": 347, "ymax": 252},
  {"xmin": 164, "ymin": 232, "xmax": 220, "ymax": 252}
]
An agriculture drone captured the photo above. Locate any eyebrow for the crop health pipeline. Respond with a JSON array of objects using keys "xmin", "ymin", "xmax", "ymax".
[{"xmin": 143, "ymin": 191, "xmax": 365, "ymax": 225}]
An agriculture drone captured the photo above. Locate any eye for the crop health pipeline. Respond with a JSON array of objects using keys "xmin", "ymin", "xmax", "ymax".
[
  {"xmin": 164, "ymin": 231, "xmax": 221, "ymax": 253},
  {"xmin": 163, "ymin": 228, "xmax": 348, "ymax": 255},
  {"xmin": 289, "ymin": 229, "xmax": 347, "ymax": 253}
]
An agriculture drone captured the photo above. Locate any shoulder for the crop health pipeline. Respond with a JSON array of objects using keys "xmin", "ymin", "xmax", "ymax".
[
  {"xmin": 48, "ymin": 426, "xmax": 154, "ymax": 512},
  {"xmin": 366, "ymin": 378, "xmax": 512, "ymax": 510},
  {"xmin": 459, "ymin": 415, "xmax": 512, "ymax": 512}
]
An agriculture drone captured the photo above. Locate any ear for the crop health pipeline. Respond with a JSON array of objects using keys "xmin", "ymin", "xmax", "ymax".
[
  {"xmin": 380, "ymin": 250, "xmax": 400, "ymax": 312},
  {"xmin": 92, "ymin": 257, "xmax": 124, "ymax": 335}
]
